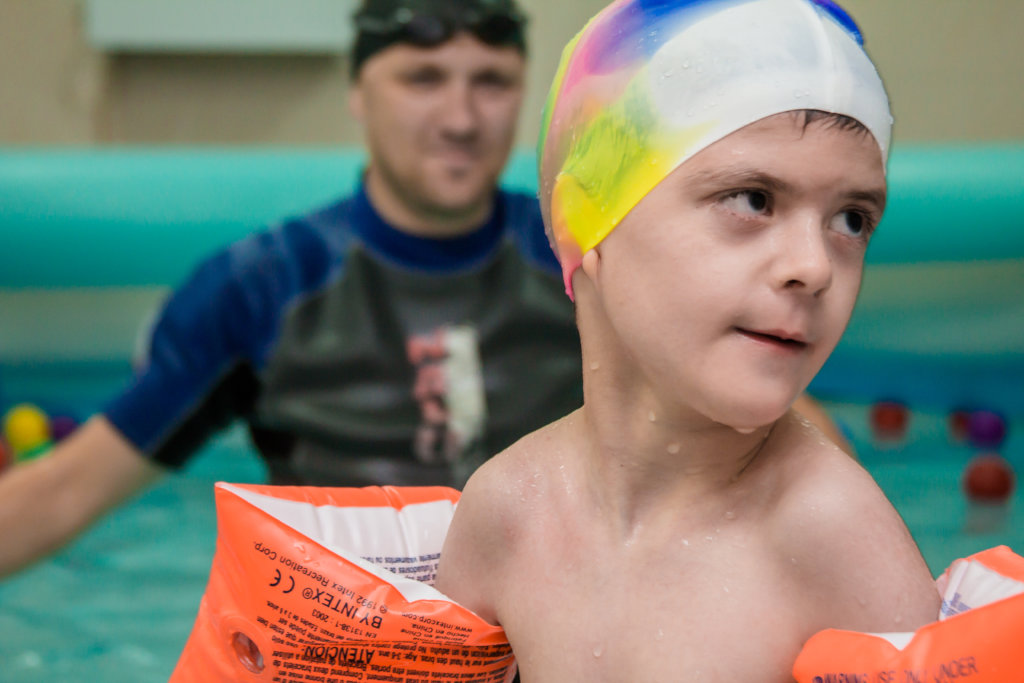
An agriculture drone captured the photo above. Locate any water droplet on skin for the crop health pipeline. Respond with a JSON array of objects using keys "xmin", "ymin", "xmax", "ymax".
[
  {"xmin": 592, "ymin": 646, "xmax": 604, "ymax": 658},
  {"xmin": 667, "ymin": 443, "xmax": 681, "ymax": 454},
  {"xmin": 681, "ymin": 538, "xmax": 690, "ymax": 546},
  {"xmin": 648, "ymin": 411, "xmax": 657, "ymax": 423},
  {"xmin": 794, "ymin": 89, "xmax": 804, "ymax": 99},
  {"xmin": 662, "ymin": 67, "xmax": 675, "ymax": 78},
  {"xmin": 656, "ymin": 629, "xmax": 664, "ymax": 640},
  {"xmin": 735, "ymin": 426, "xmax": 755, "ymax": 434},
  {"xmin": 724, "ymin": 510, "xmax": 736, "ymax": 520},
  {"xmin": 705, "ymin": 535, "xmax": 714, "ymax": 542},
  {"xmin": 790, "ymin": 557, "xmax": 798, "ymax": 564},
  {"xmin": 590, "ymin": 361, "xmax": 600, "ymax": 371},
  {"xmin": 894, "ymin": 614, "xmax": 904, "ymax": 625},
  {"xmin": 723, "ymin": 586, "xmax": 730, "ymax": 593},
  {"xmin": 856, "ymin": 596, "xmax": 867, "ymax": 607}
]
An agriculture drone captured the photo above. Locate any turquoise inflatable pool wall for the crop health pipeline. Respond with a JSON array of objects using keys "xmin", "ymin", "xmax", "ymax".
[{"xmin": 1, "ymin": 146, "xmax": 1022, "ymax": 414}]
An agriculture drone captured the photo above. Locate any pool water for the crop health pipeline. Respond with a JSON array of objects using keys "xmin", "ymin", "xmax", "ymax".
[
  {"xmin": 826, "ymin": 401, "xmax": 1023, "ymax": 574},
  {"xmin": 0, "ymin": 404, "xmax": 1021, "ymax": 682},
  {"xmin": 0, "ymin": 429, "xmax": 266, "ymax": 683}
]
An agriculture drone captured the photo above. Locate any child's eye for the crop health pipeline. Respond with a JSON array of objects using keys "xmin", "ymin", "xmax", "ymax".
[
  {"xmin": 721, "ymin": 190, "xmax": 771, "ymax": 216},
  {"xmin": 829, "ymin": 210, "xmax": 874, "ymax": 239}
]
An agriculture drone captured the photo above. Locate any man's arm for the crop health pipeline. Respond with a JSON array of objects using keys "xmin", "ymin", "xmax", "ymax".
[{"xmin": 0, "ymin": 416, "xmax": 164, "ymax": 578}]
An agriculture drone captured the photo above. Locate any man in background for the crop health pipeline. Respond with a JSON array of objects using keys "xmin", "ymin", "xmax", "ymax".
[{"xmin": 0, "ymin": 0, "xmax": 583, "ymax": 577}]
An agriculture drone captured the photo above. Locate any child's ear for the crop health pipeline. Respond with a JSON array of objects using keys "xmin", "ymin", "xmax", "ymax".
[{"xmin": 580, "ymin": 248, "xmax": 602, "ymax": 290}]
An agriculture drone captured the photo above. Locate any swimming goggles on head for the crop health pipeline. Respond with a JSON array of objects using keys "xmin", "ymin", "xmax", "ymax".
[{"xmin": 354, "ymin": 0, "xmax": 527, "ymax": 49}]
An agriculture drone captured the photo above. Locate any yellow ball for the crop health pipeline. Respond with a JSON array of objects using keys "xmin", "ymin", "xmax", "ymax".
[{"xmin": 3, "ymin": 403, "xmax": 51, "ymax": 455}]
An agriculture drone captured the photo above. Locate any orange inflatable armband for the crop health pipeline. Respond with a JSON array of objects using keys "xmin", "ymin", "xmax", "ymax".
[
  {"xmin": 172, "ymin": 483, "xmax": 515, "ymax": 683},
  {"xmin": 793, "ymin": 545, "xmax": 1024, "ymax": 683}
]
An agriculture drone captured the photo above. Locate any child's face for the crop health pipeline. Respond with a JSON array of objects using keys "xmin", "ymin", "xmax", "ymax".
[{"xmin": 588, "ymin": 111, "xmax": 887, "ymax": 429}]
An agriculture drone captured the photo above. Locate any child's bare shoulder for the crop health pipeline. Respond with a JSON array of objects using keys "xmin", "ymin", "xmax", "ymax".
[
  {"xmin": 436, "ymin": 414, "xmax": 580, "ymax": 618},
  {"xmin": 766, "ymin": 412, "xmax": 939, "ymax": 631},
  {"xmin": 459, "ymin": 413, "xmax": 577, "ymax": 522}
]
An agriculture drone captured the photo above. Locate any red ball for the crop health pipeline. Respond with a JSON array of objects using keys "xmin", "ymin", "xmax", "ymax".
[
  {"xmin": 963, "ymin": 454, "xmax": 1015, "ymax": 503},
  {"xmin": 870, "ymin": 401, "xmax": 909, "ymax": 441},
  {"xmin": 949, "ymin": 409, "xmax": 971, "ymax": 443}
]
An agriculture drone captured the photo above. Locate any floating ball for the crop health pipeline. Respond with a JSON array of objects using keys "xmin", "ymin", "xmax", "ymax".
[
  {"xmin": 870, "ymin": 400, "xmax": 909, "ymax": 441},
  {"xmin": 963, "ymin": 454, "xmax": 1015, "ymax": 503},
  {"xmin": 967, "ymin": 410, "xmax": 1007, "ymax": 450},
  {"xmin": 948, "ymin": 409, "xmax": 971, "ymax": 443},
  {"xmin": 2, "ymin": 403, "xmax": 51, "ymax": 455},
  {"xmin": 50, "ymin": 414, "xmax": 78, "ymax": 442}
]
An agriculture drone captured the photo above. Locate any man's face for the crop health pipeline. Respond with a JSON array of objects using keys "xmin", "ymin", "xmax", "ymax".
[
  {"xmin": 587, "ymin": 112, "xmax": 887, "ymax": 430},
  {"xmin": 350, "ymin": 33, "xmax": 525, "ymax": 235}
]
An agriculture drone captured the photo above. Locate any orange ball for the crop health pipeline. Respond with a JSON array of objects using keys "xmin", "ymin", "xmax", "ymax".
[{"xmin": 963, "ymin": 454, "xmax": 1015, "ymax": 503}]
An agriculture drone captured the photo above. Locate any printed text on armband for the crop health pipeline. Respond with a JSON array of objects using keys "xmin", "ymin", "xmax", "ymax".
[
  {"xmin": 811, "ymin": 655, "xmax": 980, "ymax": 683},
  {"xmin": 280, "ymin": 555, "xmax": 331, "ymax": 588}
]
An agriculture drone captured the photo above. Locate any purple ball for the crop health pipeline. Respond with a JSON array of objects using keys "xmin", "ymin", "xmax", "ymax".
[
  {"xmin": 50, "ymin": 415, "xmax": 78, "ymax": 442},
  {"xmin": 967, "ymin": 410, "xmax": 1007, "ymax": 449}
]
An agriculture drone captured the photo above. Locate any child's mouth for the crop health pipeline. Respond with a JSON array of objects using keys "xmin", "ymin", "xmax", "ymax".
[{"xmin": 737, "ymin": 328, "xmax": 808, "ymax": 350}]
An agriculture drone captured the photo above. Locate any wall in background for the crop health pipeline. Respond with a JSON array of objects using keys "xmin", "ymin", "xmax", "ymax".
[{"xmin": 1, "ymin": 0, "xmax": 1021, "ymax": 146}]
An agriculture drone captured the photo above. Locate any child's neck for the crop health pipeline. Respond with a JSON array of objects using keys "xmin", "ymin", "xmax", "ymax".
[
  {"xmin": 572, "ymin": 282, "xmax": 781, "ymax": 525},
  {"xmin": 575, "ymin": 379, "xmax": 778, "ymax": 529}
]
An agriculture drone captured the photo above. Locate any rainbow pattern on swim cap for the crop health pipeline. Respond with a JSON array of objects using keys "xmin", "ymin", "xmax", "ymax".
[{"xmin": 538, "ymin": 0, "xmax": 892, "ymax": 298}]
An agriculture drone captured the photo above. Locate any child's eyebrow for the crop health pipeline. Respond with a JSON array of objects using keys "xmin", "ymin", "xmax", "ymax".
[
  {"xmin": 689, "ymin": 168, "xmax": 794, "ymax": 195},
  {"xmin": 845, "ymin": 188, "xmax": 888, "ymax": 213}
]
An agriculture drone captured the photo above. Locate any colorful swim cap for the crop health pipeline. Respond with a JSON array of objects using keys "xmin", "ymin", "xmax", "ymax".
[{"xmin": 538, "ymin": 0, "xmax": 892, "ymax": 298}]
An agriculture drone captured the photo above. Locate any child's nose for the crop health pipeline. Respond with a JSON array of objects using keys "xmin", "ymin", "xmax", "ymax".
[{"xmin": 773, "ymin": 215, "xmax": 832, "ymax": 296}]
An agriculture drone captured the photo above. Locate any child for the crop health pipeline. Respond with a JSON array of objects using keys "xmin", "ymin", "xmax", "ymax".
[{"xmin": 435, "ymin": 0, "xmax": 941, "ymax": 680}]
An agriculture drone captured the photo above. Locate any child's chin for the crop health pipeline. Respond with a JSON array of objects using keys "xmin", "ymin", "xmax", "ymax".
[{"xmin": 715, "ymin": 403, "xmax": 789, "ymax": 434}]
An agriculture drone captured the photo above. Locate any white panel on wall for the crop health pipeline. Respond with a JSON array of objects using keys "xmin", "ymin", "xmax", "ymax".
[{"xmin": 83, "ymin": 0, "xmax": 357, "ymax": 54}]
